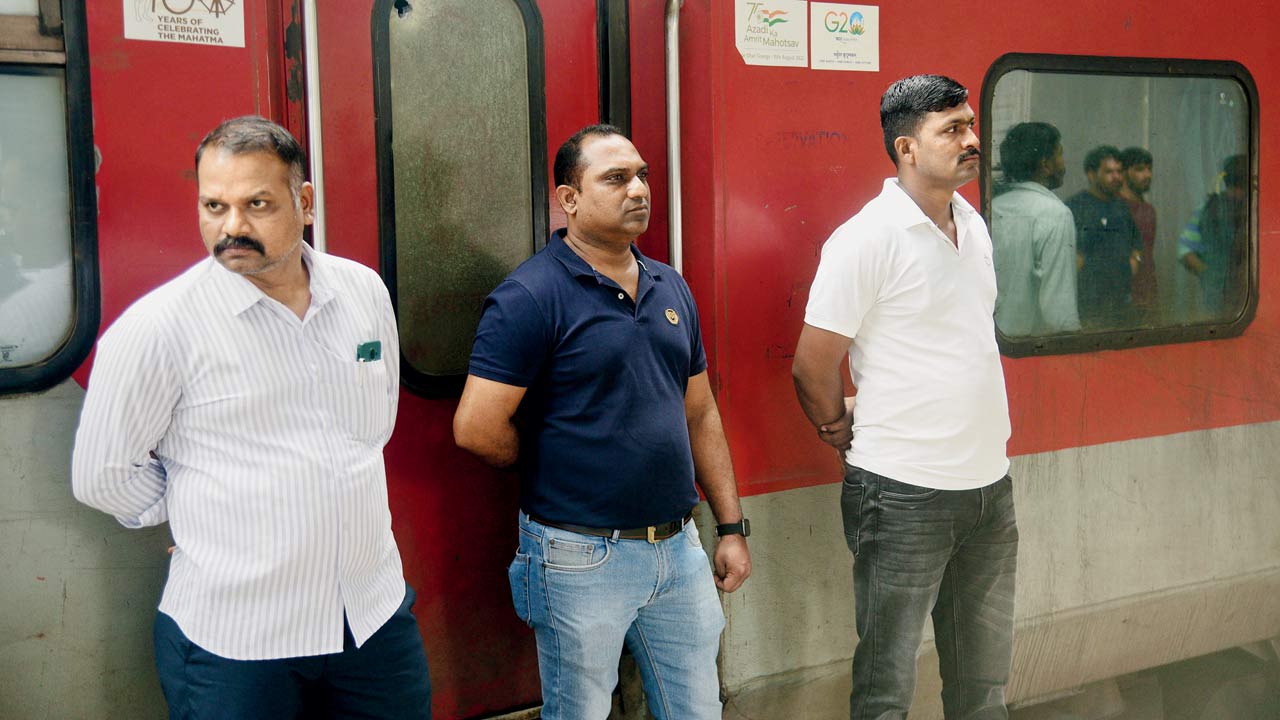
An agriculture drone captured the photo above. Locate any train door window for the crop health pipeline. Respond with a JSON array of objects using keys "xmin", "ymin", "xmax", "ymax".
[
  {"xmin": 0, "ymin": 2, "xmax": 97, "ymax": 394},
  {"xmin": 980, "ymin": 55, "xmax": 1257, "ymax": 356},
  {"xmin": 372, "ymin": 0, "xmax": 548, "ymax": 396}
]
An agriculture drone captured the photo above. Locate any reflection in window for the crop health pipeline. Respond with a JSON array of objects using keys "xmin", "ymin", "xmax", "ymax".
[
  {"xmin": 987, "ymin": 64, "xmax": 1253, "ymax": 350},
  {"xmin": 0, "ymin": 68, "xmax": 74, "ymax": 367},
  {"xmin": 1176, "ymin": 154, "xmax": 1248, "ymax": 318},
  {"xmin": 0, "ymin": 0, "xmax": 39, "ymax": 16},
  {"xmin": 384, "ymin": 0, "xmax": 539, "ymax": 380}
]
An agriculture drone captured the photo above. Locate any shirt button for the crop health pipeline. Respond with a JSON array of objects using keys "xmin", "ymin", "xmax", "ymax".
[{"xmin": 617, "ymin": 292, "xmax": 624, "ymax": 300}]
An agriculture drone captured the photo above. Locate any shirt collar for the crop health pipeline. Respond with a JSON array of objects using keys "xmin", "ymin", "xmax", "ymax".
[
  {"xmin": 880, "ymin": 178, "xmax": 978, "ymax": 230},
  {"xmin": 207, "ymin": 240, "xmax": 335, "ymax": 317},
  {"xmin": 1008, "ymin": 180, "xmax": 1061, "ymax": 201},
  {"xmin": 548, "ymin": 228, "xmax": 660, "ymax": 281}
]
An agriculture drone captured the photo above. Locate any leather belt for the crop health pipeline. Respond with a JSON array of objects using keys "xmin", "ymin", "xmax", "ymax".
[{"xmin": 529, "ymin": 511, "xmax": 693, "ymax": 544}]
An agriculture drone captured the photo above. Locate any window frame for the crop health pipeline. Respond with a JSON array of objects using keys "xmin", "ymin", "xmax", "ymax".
[
  {"xmin": 597, "ymin": 0, "xmax": 631, "ymax": 134},
  {"xmin": 370, "ymin": 0, "xmax": 549, "ymax": 398},
  {"xmin": 0, "ymin": 0, "xmax": 99, "ymax": 395},
  {"xmin": 979, "ymin": 53, "xmax": 1259, "ymax": 357}
]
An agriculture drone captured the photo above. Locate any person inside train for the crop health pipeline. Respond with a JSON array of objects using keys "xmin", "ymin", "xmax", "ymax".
[
  {"xmin": 453, "ymin": 124, "xmax": 751, "ymax": 720},
  {"xmin": 1066, "ymin": 145, "xmax": 1144, "ymax": 328},
  {"xmin": 1178, "ymin": 153, "xmax": 1249, "ymax": 318},
  {"xmin": 990, "ymin": 121, "xmax": 1081, "ymax": 336},
  {"xmin": 71, "ymin": 116, "xmax": 432, "ymax": 720},
  {"xmin": 1118, "ymin": 146, "xmax": 1158, "ymax": 322},
  {"xmin": 792, "ymin": 74, "xmax": 1018, "ymax": 720}
]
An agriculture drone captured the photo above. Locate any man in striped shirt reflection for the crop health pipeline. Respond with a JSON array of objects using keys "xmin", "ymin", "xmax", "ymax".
[{"xmin": 72, "ymin": 116, "xmax": 431, "ymax": 719}]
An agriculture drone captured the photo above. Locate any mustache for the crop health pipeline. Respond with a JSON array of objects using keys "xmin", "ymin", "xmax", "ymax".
[
  {"xmin": 214, "ymin": 235, "xmax": 265, "ymax": 255},
  {"xmin": 960, "ymin": 149, "xmax": 981, "ymax": 161}
]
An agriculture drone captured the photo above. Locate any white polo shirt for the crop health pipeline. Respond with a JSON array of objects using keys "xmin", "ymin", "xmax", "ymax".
[{"xmin": 805, "ymin": 178, "xmax": 1010, "ymax": 489}]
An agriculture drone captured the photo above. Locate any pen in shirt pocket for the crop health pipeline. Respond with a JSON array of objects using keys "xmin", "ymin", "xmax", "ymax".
[{"xmin": 356, "ymin": 338, "xmax": 382, "ymax": 386}]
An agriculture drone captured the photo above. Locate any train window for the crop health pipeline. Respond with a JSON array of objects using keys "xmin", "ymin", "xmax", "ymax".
[
  {"xmin": 372, "ymin": 0, "xmax": 548, "ymax": 397},
  {"xmin": 0, "ymin": 1, "xmax": 39, "ymax": 16},
  {"xmin": 0, "ymin": 2, "xmax": 98, "ymax": 395},
  {"xmin": 0, "ymin": 70, "xmax": 73, "ymax": 366},
  {"xmin": 980, "ymin": 55, "xmax": 1257, "ymax": 356}
]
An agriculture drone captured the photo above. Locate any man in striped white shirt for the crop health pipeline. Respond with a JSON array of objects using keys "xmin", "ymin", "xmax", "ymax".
[{"xmin": 72, "ymin": 117, "xmax": 431, "ymax": 719}]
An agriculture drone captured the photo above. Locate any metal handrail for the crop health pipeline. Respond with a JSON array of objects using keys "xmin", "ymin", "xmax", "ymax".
[
  {"xmin": 664, "ymin": 0, "xmax": 683, "ymax": 274},
  {"xmin": 302, "ymin": 0, "xmax": 327, "ymax": 252}
]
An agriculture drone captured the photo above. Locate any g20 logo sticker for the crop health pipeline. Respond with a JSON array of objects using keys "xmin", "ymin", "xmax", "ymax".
[{"xmin": 824, "ymin": 10, "xmax": 866, "ymax": 36}]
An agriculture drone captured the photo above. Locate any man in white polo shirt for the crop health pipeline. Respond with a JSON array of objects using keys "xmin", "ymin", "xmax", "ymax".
[{"xmin": 792, "ymin": 75, "xmax": 1016, "ymax": 720}]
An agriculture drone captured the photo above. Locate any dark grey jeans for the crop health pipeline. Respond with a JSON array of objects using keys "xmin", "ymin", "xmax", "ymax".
[{"xmin": 842, "ymin": 465, "xmax": 1018, "ymax": 720}]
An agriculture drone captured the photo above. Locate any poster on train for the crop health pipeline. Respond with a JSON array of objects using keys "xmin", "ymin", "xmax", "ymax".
[
  {"xmin": 810, "ymin": 3, "xmax": 879, "ymax": 71},
  {"xmin": 123, "ymin": 0, "xmax": 245, "ymax": 48},
  {"xmin": 735, "ymin": 0, "xmax": 809, "ymax": 67}
]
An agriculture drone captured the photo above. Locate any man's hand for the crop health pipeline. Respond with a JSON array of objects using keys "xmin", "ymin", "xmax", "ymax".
[
  {"xmin": 793, "ymin": 323, "xmax": 856, "ymax": 456},
  {"xmin": 1182, "ymin": 251, "xmax": 1207, "ymax": 276},
  {"xmin": 713, "ymin": 534, "xmax": 751, "ymax": 593},
  {"xmin": 818, "ymin": 395, "xmax": 855, "ymax": 451}
]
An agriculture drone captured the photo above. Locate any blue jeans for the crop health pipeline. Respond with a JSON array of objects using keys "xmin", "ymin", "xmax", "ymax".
[
  {"xmin": 154, "ymin": 584, "xmax": 431, "ymax": 719},
  {"xmin": 842, "ymin": 466, "xmax": 1018, "ymax": 720},
  {"xmin": 510, "ymin": 512, "xmax": 726, "ymax": 720}
]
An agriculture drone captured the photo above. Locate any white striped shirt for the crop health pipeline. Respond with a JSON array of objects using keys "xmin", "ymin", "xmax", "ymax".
[{"xmin": 72, "ymin": 243, "xmax": 406, "ymax": 660}]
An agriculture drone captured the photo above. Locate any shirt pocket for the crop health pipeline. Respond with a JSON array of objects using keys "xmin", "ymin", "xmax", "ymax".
[{"xmin": 327, "ymin": 358, "xmax": 391, "ymax": 445}]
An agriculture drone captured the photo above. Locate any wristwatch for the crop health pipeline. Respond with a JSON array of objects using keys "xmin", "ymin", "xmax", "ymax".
[{"xmin": 715, "ymin": 518, "xmax": 751, "ymax": 538}]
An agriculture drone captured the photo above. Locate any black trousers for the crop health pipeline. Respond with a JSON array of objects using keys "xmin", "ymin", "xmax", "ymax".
[{"xmin": 154, "ymin": 584, "xmax": 432, "ymax": 720}]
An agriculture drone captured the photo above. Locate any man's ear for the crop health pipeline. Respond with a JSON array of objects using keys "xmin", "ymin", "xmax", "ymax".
[
  {"xmin": 299, "ymin": 182, "xmax": 316, "ymax": 224},
  {"xmin": 893, "ymin": 136, "xmax": 915, "ymax": 166},
  {"xmin": 555, "ymin": 184, "xmax": 577, "ymax": 216}
]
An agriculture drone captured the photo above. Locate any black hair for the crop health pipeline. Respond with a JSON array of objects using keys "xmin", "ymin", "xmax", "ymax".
[
  {"xmin": 999, "ymin": 122, "xmax": 1061, "ymax": 183},
  {"xmin": 195, "ymin": 116, "xmax": 306, "ymax": 195},
  {"xmin": 1083, "ymin": 145, "xmax": 1122, "ymax": 174},
  {"xmin": 1118, "ymin": 146, "xmax": 1153, "ymax": 170},
  {"xmin": 1222, "ymin": 154, "xmax": 1248, "ymax": 189},
  {"xmin": 880, "ymin": 75, "xmax": 969, "ymax": 166},
  {"xmin": 553, "ymin": 124, "xmax": 626, "ymax": 189}
]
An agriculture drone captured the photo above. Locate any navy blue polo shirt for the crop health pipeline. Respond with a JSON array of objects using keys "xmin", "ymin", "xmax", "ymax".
[{"xmin": 468, "ymin": 229, "xmax": 706, "ymax": 527}]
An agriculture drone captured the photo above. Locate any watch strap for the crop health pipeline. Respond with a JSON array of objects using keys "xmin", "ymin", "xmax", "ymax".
[{"xmin": 715, "ymin": 518, "xmax": 751, "ymax": 538}]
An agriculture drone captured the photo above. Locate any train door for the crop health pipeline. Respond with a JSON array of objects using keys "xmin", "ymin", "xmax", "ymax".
[{"xmin": 311, "ymin": 2, "xmax": 672, "ymax": 716}]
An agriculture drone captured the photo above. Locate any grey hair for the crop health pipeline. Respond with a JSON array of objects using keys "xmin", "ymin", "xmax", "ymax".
[{"xmin": 195, "ymin": 116, "xmax": 306, "ymax": 200}]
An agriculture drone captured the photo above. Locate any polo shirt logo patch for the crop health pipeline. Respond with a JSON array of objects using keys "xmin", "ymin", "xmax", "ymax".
[{"xmin": 665, "ymin": 308, "xmax": 680, "ymax": 325}]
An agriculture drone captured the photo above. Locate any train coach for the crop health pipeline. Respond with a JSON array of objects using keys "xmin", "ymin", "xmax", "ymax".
[{"xmin": 1, "ymin": 1, "xmax": 1277, "ymax": 718}]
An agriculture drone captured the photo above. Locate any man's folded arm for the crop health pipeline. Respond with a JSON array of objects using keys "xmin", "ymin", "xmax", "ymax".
[
  {"xmin": 71, "ymin": 314, "xmax": 180, "ymax": 528},
  {"xmin": 453, "ymin": 374, "xmax": 527, "ymax": 468}
]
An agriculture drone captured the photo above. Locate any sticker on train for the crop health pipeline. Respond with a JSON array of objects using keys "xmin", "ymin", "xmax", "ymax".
[
  {"xmin": 810, "ymin": 3, "xmax": 880, "ymax": 72},
  {"xmin": 123, "ymin": 0, "xmax": 245, "ymax": 48},
  {"xmin": 735, "ymin": 0, "xmax": 809, "ymax": 68}
]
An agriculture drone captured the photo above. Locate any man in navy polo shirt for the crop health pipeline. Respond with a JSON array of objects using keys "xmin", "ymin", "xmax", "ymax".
[{"xmin": 454, "ymin": 124, "xmax": 751, "ymax": 720}]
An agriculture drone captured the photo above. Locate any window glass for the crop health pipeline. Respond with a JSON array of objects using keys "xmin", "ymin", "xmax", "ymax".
[
  {"xmin": 387, "ymin": 0, "xmax": 537, "ymax": 378},
  {"xmin": 0, "ymin": 68, "xmax": 74, "ymax": 368},
  {"xmin": 0, "ymin": 1, "xmax": 38, "ymax": 16},
  {"xmin": 986, "ymin": 62, "xmax": 1253, "ymax": 352}
]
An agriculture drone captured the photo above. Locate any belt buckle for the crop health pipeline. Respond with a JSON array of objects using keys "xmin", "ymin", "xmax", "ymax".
[{"xmin": 647, "ymin": 525, "xmax": 657, "ymax": 544}]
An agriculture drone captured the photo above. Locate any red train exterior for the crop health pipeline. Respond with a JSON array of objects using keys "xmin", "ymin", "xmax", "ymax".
[{"xmin": 2, "ymin": 1, "xmax": 1278, "ymax": 718}]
